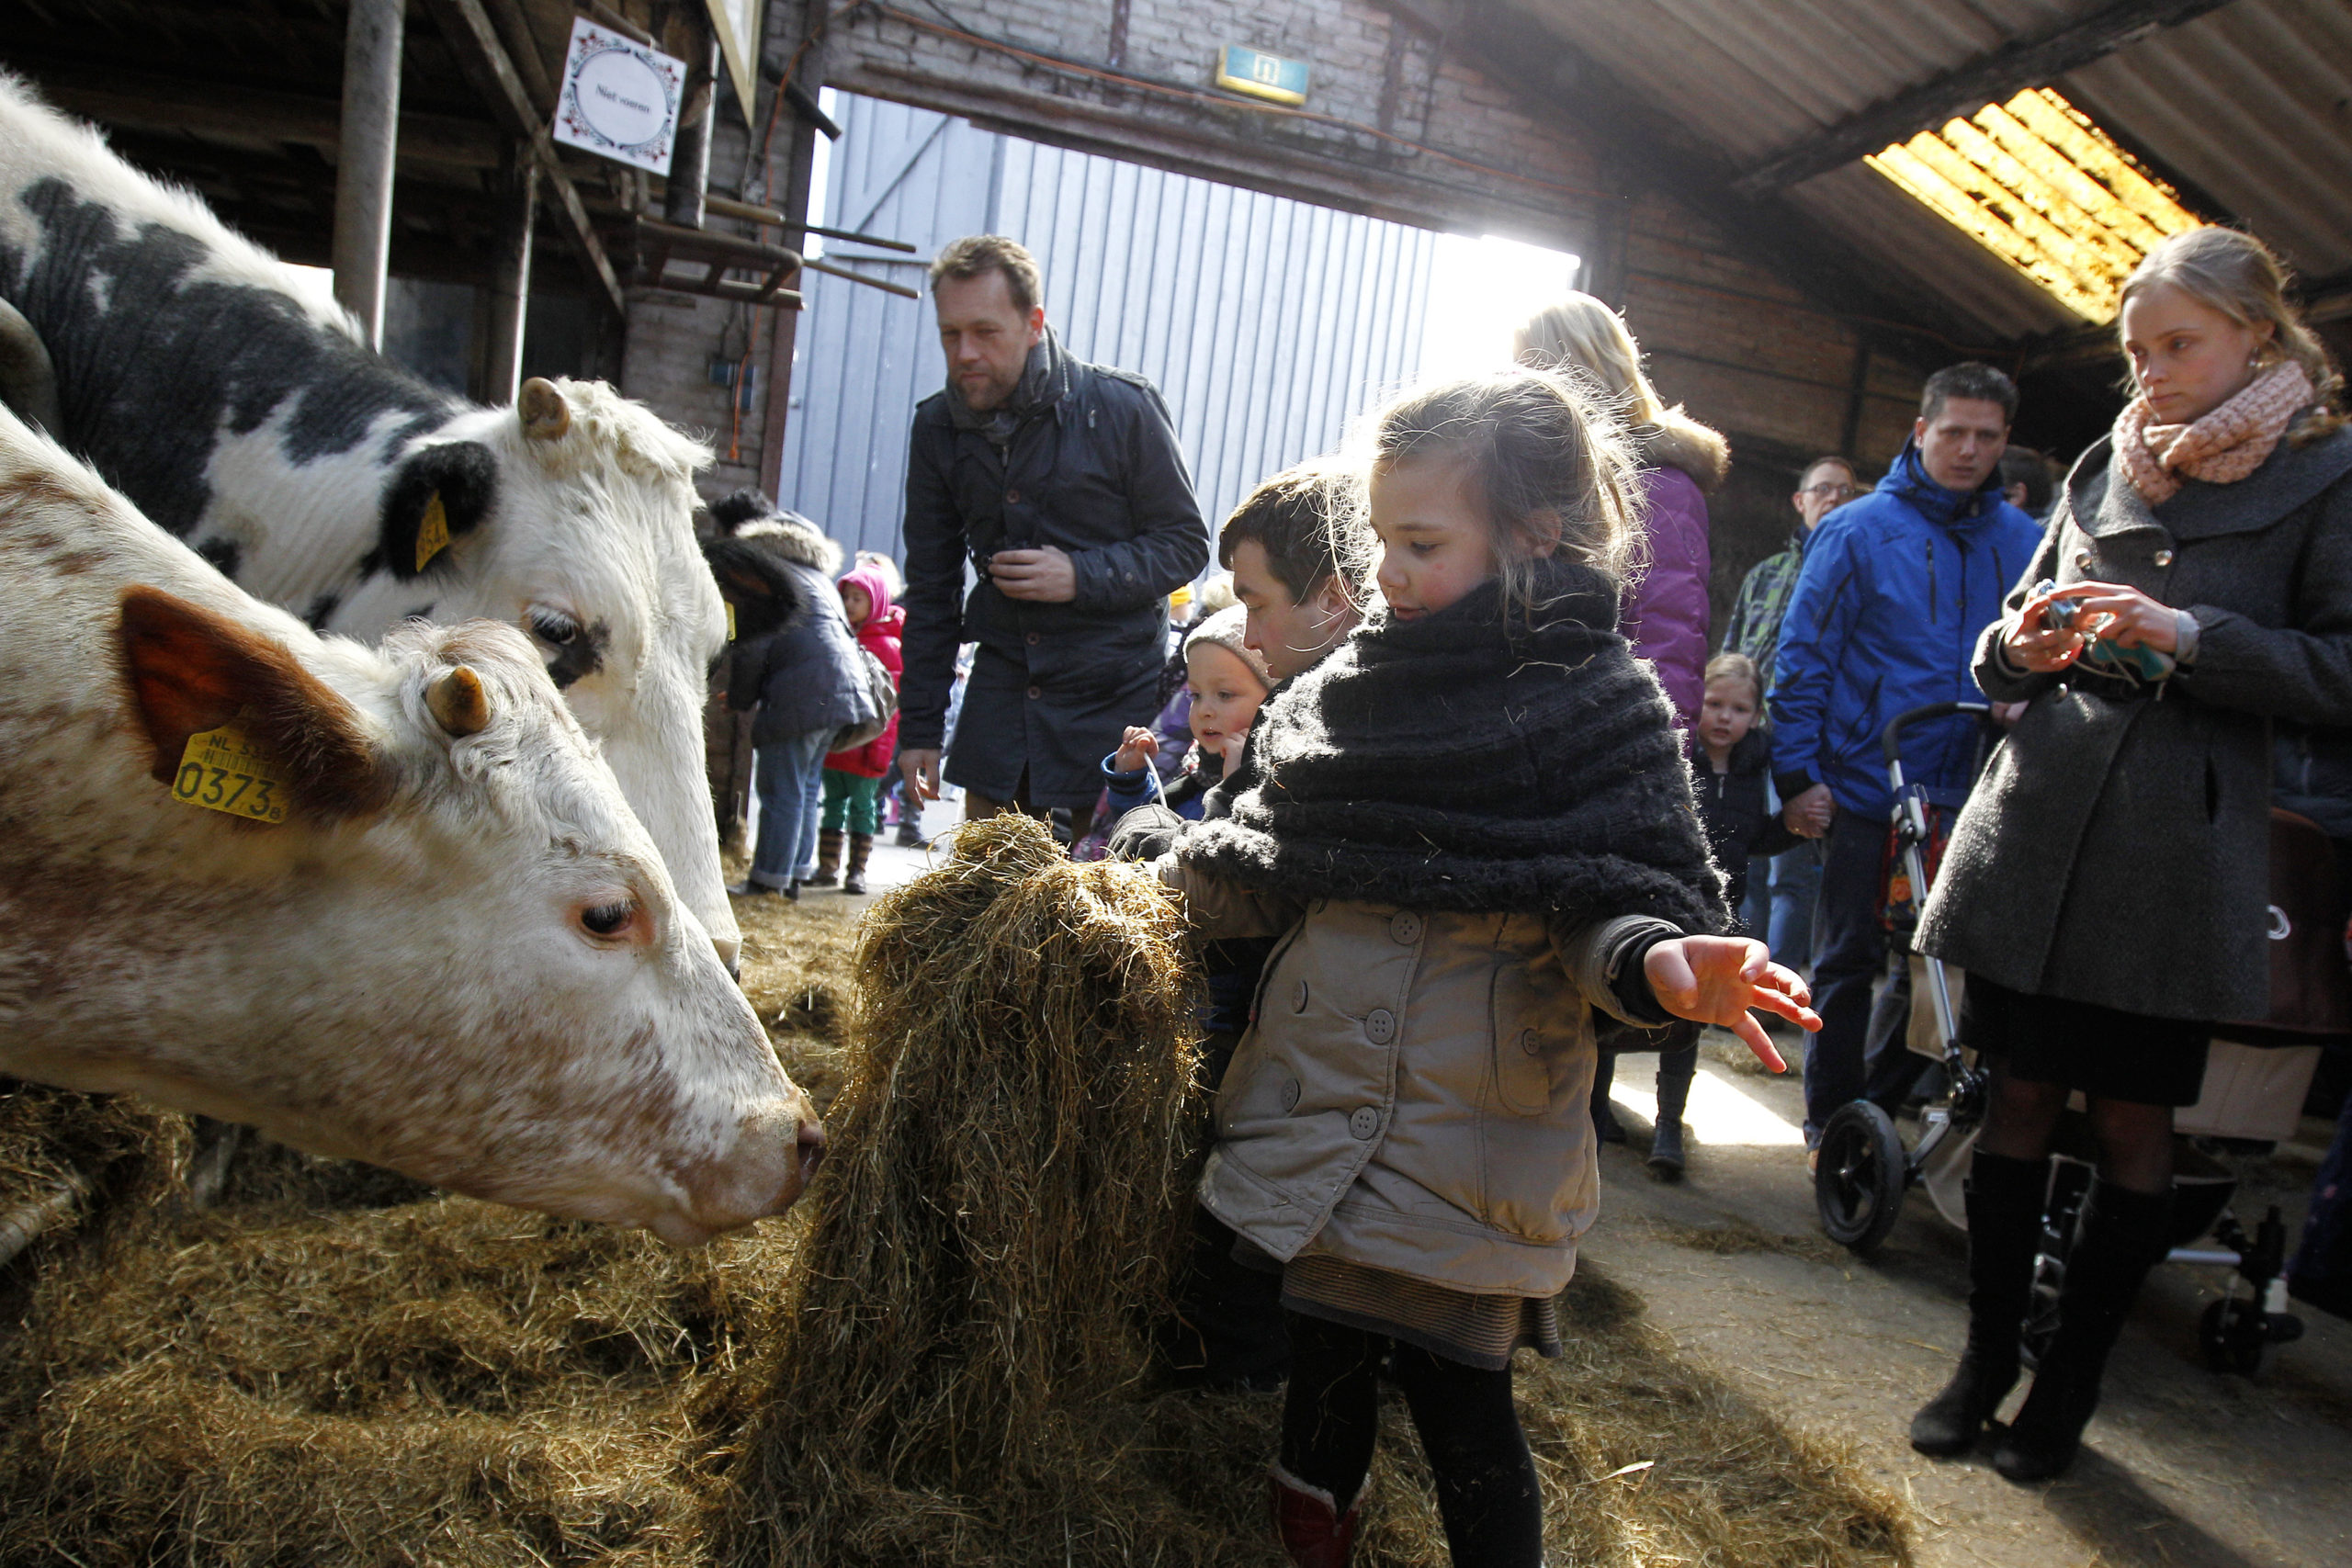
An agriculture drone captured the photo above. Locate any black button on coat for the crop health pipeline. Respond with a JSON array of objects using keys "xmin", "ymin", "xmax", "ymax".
[{"xmin": 898, "ymin": 346, "xmax": 1210, "ymax": 809}]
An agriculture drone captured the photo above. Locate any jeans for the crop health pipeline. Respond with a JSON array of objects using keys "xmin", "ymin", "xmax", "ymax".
[
  {"xmin": 750, "ymin": 730, "xmax": 830, "ymax": 889},
  {"xmin": 1804, "ymin": 810, "xmax": 1904, "ymax": 1140},
  {"xmin": 820, "ymin": 770, "xmax": 882, "ymax": 835},
  {"xmin": 1767, "ymin": 839, "xmax": 1825, "ymax": 975}
]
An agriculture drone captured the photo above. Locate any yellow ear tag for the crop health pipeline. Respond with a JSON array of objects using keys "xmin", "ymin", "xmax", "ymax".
[
  {"xmin": 726, "ymin": 600, "xmax": 736, "ymax": 641},
  {"xmin": 173, "ymin": 724, "xmax": 289, "ymax": 824},
  {"xmin": 414, "ymin": 491, "xmax": 451, "ymax": 572}
]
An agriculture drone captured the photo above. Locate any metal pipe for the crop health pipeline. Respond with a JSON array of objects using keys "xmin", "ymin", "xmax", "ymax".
[
  {"xmin": 332, "ymin": 0, "xmax": 406, "ymax": 348},
  {"xmin": 701, "ymin": 194, "xmax": 918, "ymax": 253},
  {"xmin": 481, "ymin": 137, "xmax": 537, "ymax": 403},
  {"xmin": 801, "ymin": 257, "xmax": 921, "ymax": 299}
]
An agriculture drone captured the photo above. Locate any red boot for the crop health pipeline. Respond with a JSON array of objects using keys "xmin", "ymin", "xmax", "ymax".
[{"xmin": 1271, "ymin": 1464, "xmax": 1361, "ymax": 1568}]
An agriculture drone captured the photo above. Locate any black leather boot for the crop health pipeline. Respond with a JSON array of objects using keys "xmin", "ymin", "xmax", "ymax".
[
  {"xmin": 1648, "ymin": 1041, "xmax": 1697, "ymax": 1180},
  {"xmin": 1910, "ymin": 1152, "xmax": 2047, "ymax": 1456},
  {"xmin": 1993, "ymin": 1179, "xmax": 2172, "ymax": 1483}
]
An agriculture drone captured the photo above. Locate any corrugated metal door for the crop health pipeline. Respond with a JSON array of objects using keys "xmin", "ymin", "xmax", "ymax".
[{"xmin": 772, "ymin": 90, "xmax": 1439, "ymax": 562}]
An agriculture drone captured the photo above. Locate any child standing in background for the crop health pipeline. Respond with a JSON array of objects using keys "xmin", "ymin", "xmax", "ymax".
[
  {"xmin": 808, "ymin": 564, "xmax": 904, "ymax": 895},
  {"xmin": 1597, "ymin": 650, "xmax": 1804, "ymax": 1179},
  {"xmin": 1159, "ymin": 372, "xmax": 1813, "ymax": 1567}
]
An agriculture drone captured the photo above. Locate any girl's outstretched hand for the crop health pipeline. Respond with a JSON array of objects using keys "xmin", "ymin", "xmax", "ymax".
[{"xmin": 1642, "ymin": 934, "xmax": 1819, "ymax": 1074}]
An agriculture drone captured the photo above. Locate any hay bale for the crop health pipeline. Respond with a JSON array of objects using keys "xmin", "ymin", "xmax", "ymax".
[{"xmin": 707, "ymin": 814, "xmax": 1206, "ymax": 1562}]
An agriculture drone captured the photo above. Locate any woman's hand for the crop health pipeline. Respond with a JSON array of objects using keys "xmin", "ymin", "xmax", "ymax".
[
  {"xmin": 2042, "ymin": 581, "xmax": 2180, "ymax": 652},
  {"xmin": 1112, "ymin": 726, "xmax": 1159, "ymax": 773},
  {"xmin": 1643, "ymin": 935, "xmax": 1820, "ymax": 1074},
  {"xmin": 2007, "ymin": 580, "xmax": 2179, "ymax": 671}
]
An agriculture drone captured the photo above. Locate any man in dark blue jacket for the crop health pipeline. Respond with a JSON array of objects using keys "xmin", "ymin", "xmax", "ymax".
[
  {"xmin": 1771, "ymin": 363, "xmax": 2044, "ymax": 1147},
  {"xmin": 897, "ymin": 235, "xmax": 1209, "ymax": 829}
]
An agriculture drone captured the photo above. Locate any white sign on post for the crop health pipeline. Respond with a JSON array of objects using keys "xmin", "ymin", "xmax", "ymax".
[{"xmin": 553, "ymin": 17, "xmax": 684, "ymax": 175}]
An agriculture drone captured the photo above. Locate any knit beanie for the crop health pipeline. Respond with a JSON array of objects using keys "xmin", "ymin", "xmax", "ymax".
[{"xmin": 1183, "ymin": 604, "xmax": 1271, "ymax": 689}]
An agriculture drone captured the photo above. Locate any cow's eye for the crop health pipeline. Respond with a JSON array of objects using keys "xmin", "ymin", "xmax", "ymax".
[
  {"xmin": 581, "ymin": 900, "xmax": 635, "ymax": 937},
  {"xmin": 531, "ymin": 610, "xmax": 580, "ymax": 646}
]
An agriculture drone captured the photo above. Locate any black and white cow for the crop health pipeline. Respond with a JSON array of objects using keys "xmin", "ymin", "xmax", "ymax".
[{"xmin": 0, "ymin": 75, "xmax": 740, "ymax": 964}]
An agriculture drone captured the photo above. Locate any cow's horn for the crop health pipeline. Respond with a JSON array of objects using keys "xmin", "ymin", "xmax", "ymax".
[
  {"xmin": 518, "ymin": 377, "xmax": 571, "ymax": 442},
  {"xmin": 426, "ymin": 666, "xmax": 492, "ymax": 738},
  {"xmin": 0, "ymin": 299, "xmax": 62, "ymax": 436}
]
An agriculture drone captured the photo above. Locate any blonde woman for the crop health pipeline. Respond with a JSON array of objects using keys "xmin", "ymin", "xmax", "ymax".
[
  {"xmin": 1515, "ymin": 294, "xmax": 1727, "ymax": 737},
  {"xmin": 1914, "ymin": 228, "xmax": 2352, "ymax": 1482}
]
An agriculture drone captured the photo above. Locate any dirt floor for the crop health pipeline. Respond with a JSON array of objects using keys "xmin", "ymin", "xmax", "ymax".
[{"xmin": 1585, "ymin": 1037, "xmax": 2352, "ymax": 1568}]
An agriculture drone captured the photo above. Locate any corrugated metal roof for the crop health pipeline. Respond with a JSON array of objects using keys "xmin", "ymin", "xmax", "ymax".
[
  {"xmin": 1520, "ymin": 0, "xmax": 2352, "ymax": 337},
  {"xmin": 2064, "ymin": 0, "xmax": 2352, "ymax": 278}
]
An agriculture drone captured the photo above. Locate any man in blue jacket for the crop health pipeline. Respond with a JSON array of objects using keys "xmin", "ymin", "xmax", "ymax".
[{"xmin": 1770, "ymin": 363, "xmax": 2044, "ymax": 1148}]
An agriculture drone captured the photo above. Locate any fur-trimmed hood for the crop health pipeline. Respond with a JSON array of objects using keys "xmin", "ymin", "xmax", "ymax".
[
  {"xmin": 1636, "ymin": 412, "xmax": 1730, "ymax": 493},
  {"xmin": 704, "ymin": 490, "xmax": 845, "ymax": 642}
]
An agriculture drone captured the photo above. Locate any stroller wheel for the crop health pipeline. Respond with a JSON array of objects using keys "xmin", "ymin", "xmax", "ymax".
[
  {"xmin": 1815, "ymin": 1100, "xmax": 1909, "ymax": 1255},
  {"xmin": 2199, "ymin": 1296, "xmax": 2269, "ymax": 1376}
]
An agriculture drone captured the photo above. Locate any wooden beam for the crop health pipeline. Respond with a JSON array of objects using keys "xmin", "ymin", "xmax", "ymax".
[
  {"xmin": 18, "ymin": 60, "xmax": 504, "ymax": 167},
  {"xmin": 1730, "ymin": 0, "xmax": 2235, "ymax": 197},
  {"xmin": 420, "ymin": 0, "xmax": 627, "ymax": 317}
]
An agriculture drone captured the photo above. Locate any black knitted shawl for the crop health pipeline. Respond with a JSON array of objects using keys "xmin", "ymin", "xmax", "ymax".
[{"xmin": 1179, "ymin": 558, "xmax": 1726, "ymax": 932}]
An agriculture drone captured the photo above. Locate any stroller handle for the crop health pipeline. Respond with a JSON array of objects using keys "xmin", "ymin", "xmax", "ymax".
[{"xmin": 1881, "ymin": 701, "xmax": 1992, "ymax": 764}]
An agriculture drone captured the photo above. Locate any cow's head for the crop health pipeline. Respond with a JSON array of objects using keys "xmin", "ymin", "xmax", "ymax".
[
  {"xmin": 108, "ymin": 587, "xmax": 820, "ymax": 1245},
  {"xmin": 348, "ymin": 378, "xmax": 739, "ymax": 971}
]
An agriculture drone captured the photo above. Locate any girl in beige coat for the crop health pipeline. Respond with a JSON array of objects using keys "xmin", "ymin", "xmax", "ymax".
[{"xmin": 1160, "ymin": 372, "xmax": 1815, "ymax": 1568}]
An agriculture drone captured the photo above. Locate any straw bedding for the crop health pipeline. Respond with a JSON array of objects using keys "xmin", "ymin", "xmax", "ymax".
[{"xmin": 0, "ymin": 816, "xmax": 1910, "ymax": 1567}]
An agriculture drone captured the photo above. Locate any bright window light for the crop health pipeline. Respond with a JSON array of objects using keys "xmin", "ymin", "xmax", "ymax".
[
  {"xmin": 1866, "ymin": 87, "xmax": 2199, "ymax": 321},
  {"xmin": 1419, "ymin": 232, "xmax": 1581, "ymax": 381},
  {"xmin": 1610, "ymin": 1061, "xmax": 1807, "ymax": 1148}
]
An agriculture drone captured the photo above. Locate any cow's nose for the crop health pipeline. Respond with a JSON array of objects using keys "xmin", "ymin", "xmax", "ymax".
[{"xmin": 797, "ymin": 1118, "xmax": 828, "ymax": 1189}]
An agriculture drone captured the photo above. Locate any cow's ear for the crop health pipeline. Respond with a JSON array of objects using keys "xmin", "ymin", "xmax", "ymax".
[
  {"xmin": 379, "ymin": 440, "xmax": 498, "ymax": 581},
  {"xmin": 118, "ymin": 585, "xmax": 387, "ymax": 818}
]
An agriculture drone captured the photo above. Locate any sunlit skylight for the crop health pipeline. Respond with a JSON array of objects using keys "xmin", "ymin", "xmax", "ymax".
[{"xmin": 1865, "ymin": 87, "xmax": 2199, "ymax": 321}]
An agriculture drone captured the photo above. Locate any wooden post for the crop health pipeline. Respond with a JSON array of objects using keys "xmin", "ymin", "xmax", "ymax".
[
  {"xmin": 756, "ymin": 14, "xmax": 833, "ymax": 498},
  {"xmin": 1839, "ymin": 337, "xmax": 1873, "ymax": 457},
  {"xmin": 481, "ymin": 138, "xmax": 537, "ymax": 403},
  {"xmin": 664, "ymin": 34, "xmax": 721, "ymax": 229},
  {"xmin": 333, "ymin": 0, "xmax": 406, "ymax": 348}
]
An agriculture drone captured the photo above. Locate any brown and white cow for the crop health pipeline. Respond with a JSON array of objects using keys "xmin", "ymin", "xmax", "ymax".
[{"xmin": 0, "ymin": 406, "xmax": 820, "ymax": 1246}]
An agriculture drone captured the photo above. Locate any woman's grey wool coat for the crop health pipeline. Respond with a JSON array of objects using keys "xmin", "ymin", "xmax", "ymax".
[{"xmin": 1917, "ymin": 422, "xmax": 2352, "ymax": 1024}]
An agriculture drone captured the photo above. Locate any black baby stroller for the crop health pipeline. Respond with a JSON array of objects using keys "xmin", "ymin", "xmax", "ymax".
[{"xmin": 1812, "ymin": 702, "xmax": 2315, "ymax": 1375}]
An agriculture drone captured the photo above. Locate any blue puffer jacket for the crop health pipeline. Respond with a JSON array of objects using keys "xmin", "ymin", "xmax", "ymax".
[{"xmin": 1770, "ymin": 444, "xmax": 2043, "ymax": 818}]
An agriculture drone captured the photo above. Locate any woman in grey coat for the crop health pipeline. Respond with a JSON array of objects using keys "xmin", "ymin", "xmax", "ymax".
[{"xmin": 1910, "ymin": 228, "xmax": 2352, "ymax": 1483}]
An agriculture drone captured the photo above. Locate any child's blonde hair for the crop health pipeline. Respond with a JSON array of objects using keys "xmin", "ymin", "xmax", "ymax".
[
  {"xmin": 1361, "ymin": 369, "xmax": 1644, "ymax": 616},
  {"xmin": 1704, "ymin": 650, "xmax": 1764, "ymax": 708}
]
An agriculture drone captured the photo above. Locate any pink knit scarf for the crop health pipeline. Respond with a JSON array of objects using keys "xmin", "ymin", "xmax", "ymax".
[{"xmin": 2115, "ymin": 362, "xmax": 2313, "ymax": 504}]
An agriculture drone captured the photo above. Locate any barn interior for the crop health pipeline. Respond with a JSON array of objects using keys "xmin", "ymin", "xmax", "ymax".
[
  {"xmin": 6, "ymin": 2, "xmax": 2347, "ymax": 550},
  {"xmin": 6, "ymin": 2, "xmax": 2352, "ymax": 1563}
]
